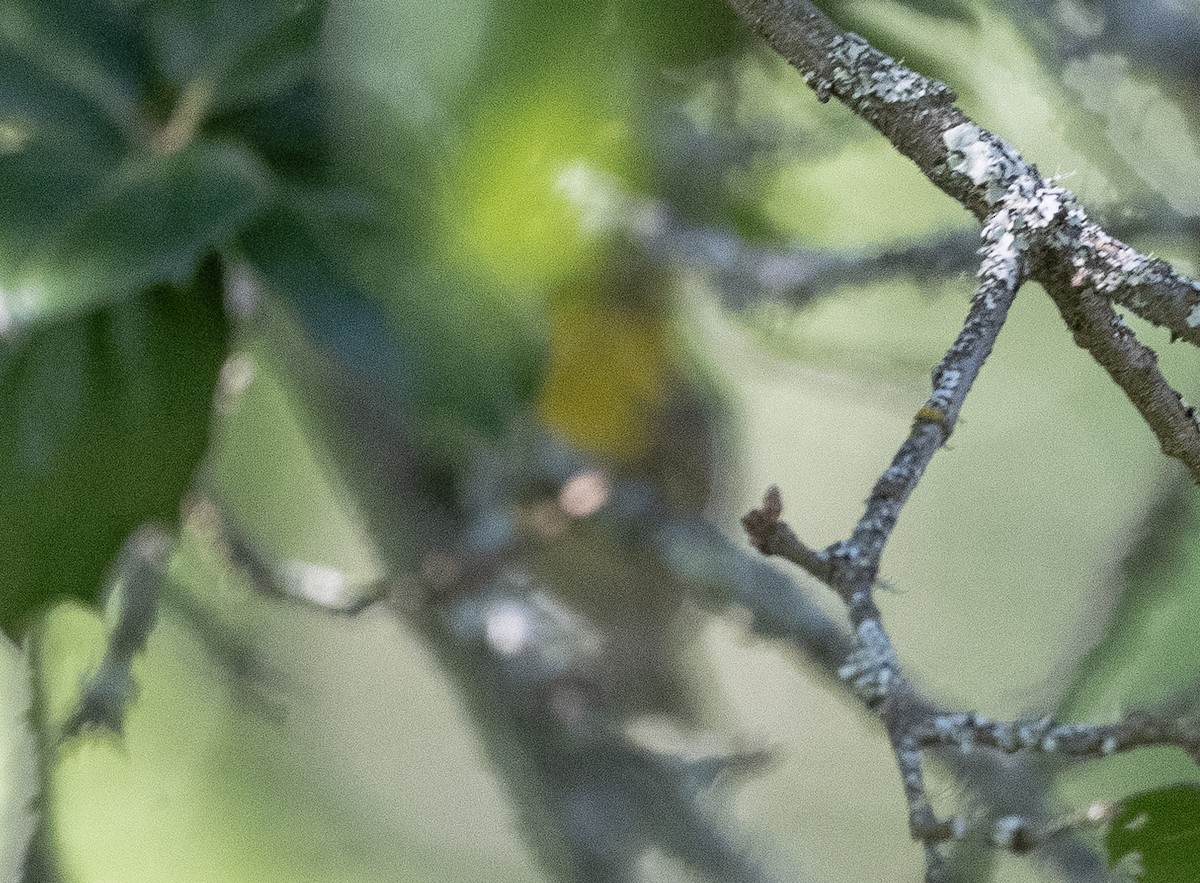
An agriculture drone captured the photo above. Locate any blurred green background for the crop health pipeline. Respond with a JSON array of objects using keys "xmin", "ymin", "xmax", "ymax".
[{"xmin": 5, "ymin": 0, "xmax": 1200, "ymax": 881}]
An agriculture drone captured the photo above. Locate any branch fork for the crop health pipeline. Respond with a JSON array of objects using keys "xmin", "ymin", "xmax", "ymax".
[{"xmin": 722, "ymin": 6, "xmax": 1200, "ymax": 873}]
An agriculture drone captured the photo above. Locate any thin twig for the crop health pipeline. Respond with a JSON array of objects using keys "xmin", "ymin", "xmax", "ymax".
[
  {"xmin": 62, "ymin": 525, "xmax": 172, "ymax": 737},
  {"xmin": 1043, "ymin": 280, "xmax": 1200, "ymax": 475},
  {"xmin": 910, "ymin": 709, "xmax": 1200, "ymax": 763},
  {"xmin": 741, "ymin": 241, "xmax": 1024, "ymax": 877},
  {"xmin": 744, "ymin": 240, "xmax": 1024, "ymax": 610},
  {"xmin": 719, "ymin": 10, "xmax": 1200, "ymax": 867},
  {"xmin": 724, "ymin": 0, "xmax": 1200, "ymax": 483}
]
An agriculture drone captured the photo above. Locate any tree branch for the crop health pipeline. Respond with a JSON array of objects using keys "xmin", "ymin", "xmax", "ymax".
[
  {"xmin": 725, "ymin": 0, "xmax": 1200, "ymax": 483},
  {"xmin": 710, "ymin": 12, "xmax": 1200, "ymax": 863},
  {"xmin": 61, "ymin": 525, "xmax": 172, "ymax": 737},
  {"xmin": 909, "ymin": 709, "xmax": 1200, "ymax": 763},
  {"xmin": 745, "ymin": 240, "xmax": 1023, "ymax": 611},
  {"xmin": 1042, "ymin": 278, "xmax": 1200, "ymax": 477},
  {"xmin": 739, "ymin": 238, "xmax": 1027, "ymax": 878}
]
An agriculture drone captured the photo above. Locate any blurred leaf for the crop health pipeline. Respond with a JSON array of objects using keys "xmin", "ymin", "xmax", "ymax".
[
  {"xmin": 0, "ymin": 51, "xmax": 127, "ymax": 154},
  {"xmin": 240, "ymin": 210, "xmax": 546, "ymax": 439},
  {"xmin": 22, "ymin": 139, "xmax": 273, "ymax": 322},
  {"xmin": 0, "ymin": 134, "xmax": 116, "ymax": 260},
  {"xmin": 0, "ymin": 0, "xmax": 149, "ymax": 131},
  {"xmin": 206, "ymin": 79, "xmax": 331, "ymax": 179},
  {"xmin": 623, "ymin": 0, "xmax": 743, "ymax": 68},
  {"xmin": 0, "ymin": 17, "xmax": 131, "ymax": 259},
  {"xmin": 238, "ymin": 209, "xmax": 419, "ymax": 398},
  {"xmin": 1057, "ymin": 485, "xmax": 1200, "ymax": 722},
  {"xmin": 138, "ymin": 0, "xmax": 326, "ymax": 111},
  {"xmin": 0, "ymin": 259, "xmax": 229, "ymax": 640},
  {"xmin": 1106, "ymin": 784, "xmax": 1200, "ymax": 882}
]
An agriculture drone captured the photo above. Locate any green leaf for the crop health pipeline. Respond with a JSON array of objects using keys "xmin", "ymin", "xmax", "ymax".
[
  {"xmin": 0, "ymin": 259, "xmax": 229, "ymax": 640},
  {"xmin": 0, "ymin": 0, "xmax": 149, "ymax": 132},
  {"xmin": 0, "ymin": 51, "xmax": 127, "ymax": 153},
  {"xmin": 206, "ymin": 80, "xmax": 331, "ymax": 180},
  {"xmin": 1057, "ymin": 486, "xmax": 1200, "ymax": 722},
  {"xmin": 19, "ymin": 139, "xmax": 273, "ymax": 323},
  {"xmin": 0, "ymin": 134, "xmax": 116, "ymax": 260},
  {"xmin": 0, "ymin": 33, "xmax": 129, "ymax": 259},
  {"xmin": 238, "ymin": 209, "xmax": 419, "ymax": 399},
  {"xmin": 1106, "ymin": 785, "xmax": 1200, "ymax": 882},
  {"xmin": 138, "ymin": 0, "xmax": 326, "ymax": 111}
]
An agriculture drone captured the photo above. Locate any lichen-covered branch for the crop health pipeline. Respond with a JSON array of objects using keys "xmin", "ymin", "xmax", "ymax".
[
  {"xmin": 1042, "ymin": 279, "xmax": 1200, "ymax": 480},
  {"xmin": 737, "ymin": 260, "xmax": 1200, "ymax": 873},
  {"xmin": 745, "ymin": 240, "xmax": 1024, "ymax": 610},
  {"xmin": 910, "ymin": 709, "xmax": 1200, "ymax": 762},
  {"xmin": 718, "ymin": 10, "xmax": 1200, "ymax": 866},
  {"xmin": 744, "ymin": 485, "xmax": 1200, "ymax": 879},
  {"xmin": 837, "ymin": 237, "xmax": 1023, "ymax": 589},
  {"xmin": 721, "ymin": 0, "xmax": 1197, "ymax": 303},
  {"xmin": 727, "ymin": 138, "xmax": 1200, "ymax": 874},
  {"xmin": 725, "ymin": 0, "xmax": 1200, "ymax": 485},
  {"xmin": 738, "ymin": 241, "xmax": 1029, "ymax": 878},
  {"xmin": 61, "ymin": 525, "xmax": 172, "ymax": 737}
]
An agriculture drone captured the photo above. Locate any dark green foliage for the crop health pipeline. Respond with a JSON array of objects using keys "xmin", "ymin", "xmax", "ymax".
[
  {"xmin": 0, "ymin": 0, "xmax": 319, "ymax": 637},
  {"xmin": 207, "ymin": 80, "xmax": 332, "ymax": 178},
  {"xmin": 0, "ymin": 0, "xmax": 556, "ymax": 635},
  {"xmin": 0, "ymin": 0, "xmax": 312, "ymax": 637},
  {"xmin": 0, "ymin": 133, "xmax": 117, "ymax": 256},
  {"xmin": 0, "ymin": 261, "xmax": 228, "ymax": 640},
  {"xmin": 238, "ymin": 209, "xmax": 418, "ymax": 400},
  {"xmin": 1106, "ymin": 784, "xmax": 1200, "ymax": 881},
  {"xmin": 136, "ymin": 0, "xmax": 327, "ymax": 111},
  {"xmin": 46, "ymin": 141, "xmax": 274, "ymax": 313},
  {"xmin": 0, "ymin": 0, "xmax": 151, "ymax": 124}
]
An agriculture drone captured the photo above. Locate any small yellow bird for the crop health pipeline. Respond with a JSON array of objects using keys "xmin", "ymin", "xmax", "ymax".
[
  {"xmin": 537, "ymin": 247, "xmax": 719, "ymax": 513},
  {"xmin": 527, "ymin": 245, "xmax": 725, "ymax": 722}
]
